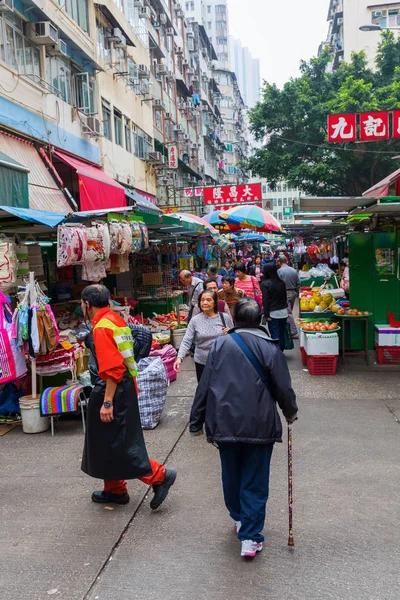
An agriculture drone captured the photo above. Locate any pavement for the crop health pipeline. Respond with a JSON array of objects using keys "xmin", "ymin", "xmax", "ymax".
[{"xmin": 1, "ymin": 346, "xmax": 400, "ymax": 600}]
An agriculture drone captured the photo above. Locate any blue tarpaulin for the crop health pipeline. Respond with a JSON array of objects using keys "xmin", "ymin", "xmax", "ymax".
[{"xmin": 0, "ymin": 206, "xmax": 67, "ymax": 228}]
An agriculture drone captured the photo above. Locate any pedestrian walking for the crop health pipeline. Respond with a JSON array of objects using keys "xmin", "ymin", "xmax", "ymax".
[
  {"xmin": 190, "ymin": 298, "xmax": 298, "ymax": 558},
  {"xmin": 234, "ymin": 262, "xmax": 263, "ymax": 307},
  {"xmin": 277, "ymin": 256, "xmax": 301, "ymax": 339},
  {"xmin": 173, "ymin": 290, "xmax": 233, "ymax": 382},
  {"xmin": 249, "ymin": 255, "xmax": 263, "ymax": 282},
  {"xmin": 180, "ymin": 270, "xmax": 203, "ymax": 322},
  {"xmin": 81, "ymin": 285, "xmax": 176, "ymax": 508},
  {"xmin": 218, "ymin": 276, "xmax": 246, "ymax": 316},
  {"xmin": 221, "ymin": 260, "xmax": 235, "ymax": 277},
  {"xmin": 261, "ymin": 263, "xmax": 288, "ymax": 351},
  {"xmin": 207, "ymin": 266, "xmax": 223, "ymax": 289},
  {"xmin": 192, "ymin": 279, "xmax": 230, "ymax": 317}
]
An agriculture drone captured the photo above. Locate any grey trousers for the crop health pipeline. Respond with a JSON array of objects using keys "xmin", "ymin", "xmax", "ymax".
[{"xmin": 286, "ymin": 290, "xmax": 298, "ymax": 337}]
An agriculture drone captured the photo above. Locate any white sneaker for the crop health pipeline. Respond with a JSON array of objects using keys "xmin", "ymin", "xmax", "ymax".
[
  {"xmin": 241, "ymin": 540, "xmax": 263, "ymax": 558},
  {"xmin": 234, "ymin": 520, "xmax": 241, "ymax": 535}
]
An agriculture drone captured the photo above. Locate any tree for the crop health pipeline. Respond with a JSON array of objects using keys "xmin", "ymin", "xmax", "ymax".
[{"xmin": 246, "ymin": 32, "xmax": 400, "ymax": 196}]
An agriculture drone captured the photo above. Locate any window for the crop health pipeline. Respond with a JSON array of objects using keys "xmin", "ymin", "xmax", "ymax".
[
  {"xmin": 207, "ymin": 5, "xmax": 211, "ymax": 13},
  {"xmin": 56, "ymin": 0, "xmax": 88, "ymax": 32},
  {"xmin": 154, "ymin": 109, "xmax": 162, "ymax": 131},
  {"xmin": 215, "ymin": 4, "xmax": 226, "ymax": 12},
  {"xmin": 371, "ymin": 8, "xmax": 400, "ymax": 28},
  {"xmin": 216, "ymin": 21, "xmax": 225, "ymax": 29},
  {"xmin": 102, "ymin": 99, "xmax": 112, "ymax": 140},
  {"xmin": 47, "ymin": 55, "xmax": 71, "ymax": 103},
  {"xmin": 225, "ymin": 143, "xmax": 233, "ymax": 152},
  {"xmin": 278, "ymin": 198, "xmax": 282, "ymax": 206},
  {"xmin": 278, "ymin": 212, "xmax": 283, "ymax": 221},
  {"xmin": 75, "ymin": 72, "xmax": 97, "ymax": 115},
  {"xmin": 96, "ymin": 20, "xmax": 111, "ymax": 63},
  {"xmin": 218, "ymin": 52, "xmax": 228, "ymax": 61},
  {"xmin": 207, "ymin": 21, "xmax": 212, "ymax": 29},
  {"xmin": 125, "ymin": 118, "xmax": 132, "ymax": 152},
  {"xmin": 217, "ymin": 37, "xmax": 227, "ymax": 45},
  {"xmin": 0, "ymin": 16, "xmax": 40, "ymax": 79},
  {"xmin": 115, "ymin": 47, "xmax": 126, "ymax": 72},
  {"xmin": 114, "ymin": 108, "xmax": 122, "ymax": 146},
  {"xmin": 133, "ymin": 125, "xmax": 153, "ymax": 159},
  {"xmin": 262, "ymin": 184, "xmax": 267, "ymax": 194},
  {"xmin": 283, "ymin": 198, "xmax": 287, "ymax": 206}
]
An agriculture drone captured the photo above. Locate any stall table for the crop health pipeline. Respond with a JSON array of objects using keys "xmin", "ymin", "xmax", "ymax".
[
  {"xmin": 338, "ymin": 314, "xmax": 373, "ymax": 366},
  {"xmin": 137, "ymin": 293, "xmax": 185, "ymax": 318}
]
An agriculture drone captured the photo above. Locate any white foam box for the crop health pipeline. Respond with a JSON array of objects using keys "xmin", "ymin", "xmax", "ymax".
[
  {"xmin": 304, "ymin": 332, "xmax": 339, "ymax": 356},
  {"xmin": 375, "ymin": 325, "xmax": 400, "ymax": 347},
  {"xmin": 300, "ymin": 329, "xmax": 306, "ymax": 348}
]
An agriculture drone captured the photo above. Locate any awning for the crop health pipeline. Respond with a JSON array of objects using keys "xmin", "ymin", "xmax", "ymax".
[
  {"xmin": 125, "ymin": 188, "xmax": 162, "ymax": 215},
  {"xmin": 176, "ymin": 78, "xmax": 192, "ymax": 98},
  {"xmin": 54, "ymin": 151, "xmax": 126, "ymax": 211},
  {"xmin": 0, "ymin": 132, "xmax": 72, "ymax": 213},
  {"xmin": 362, "ymin": 167, "xmax": 400, "ymax": 198},
  {"xmin": 299, "ymin": 197, "xmax": 366, "ymax": 212},
  {"xmin": 0, "ymin": 151, "xmax": 29, "ymax": 208},
  {"xmin": 0, "ymin": 205, "xmax": 66, "ymax": 227}
]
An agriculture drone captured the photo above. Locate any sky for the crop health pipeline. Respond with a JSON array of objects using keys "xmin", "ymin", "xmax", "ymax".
[{"xmin": 228, "ymin": 0, "xmax": 330, "ymax": 88}]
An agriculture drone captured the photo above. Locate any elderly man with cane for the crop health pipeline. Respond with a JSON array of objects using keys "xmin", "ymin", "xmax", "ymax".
[
  {"xmin": 81, "ymin": 284, "xmax": 176, "ymax": 508},
  {"xmin": 190, "ymin": 298, "xmax": 298, "ymax": 558},
  {"xmin": 277, "ymin": 256, "xmax": 301, "ymax": 339}
]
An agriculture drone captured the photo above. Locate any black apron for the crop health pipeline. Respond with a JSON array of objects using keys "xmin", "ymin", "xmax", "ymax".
[{"xmin": 81, "ymin": 335, "xmax": 152, "ymax": 481}]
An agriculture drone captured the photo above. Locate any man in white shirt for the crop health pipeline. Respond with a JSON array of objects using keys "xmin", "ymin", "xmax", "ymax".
[
  {"xmin": 277, "ymin": 257, "xmax": 301, "ymax": 339},
  {"xmin": 179, "ymin": 270, "xmax": 203, "ymax": 322}
]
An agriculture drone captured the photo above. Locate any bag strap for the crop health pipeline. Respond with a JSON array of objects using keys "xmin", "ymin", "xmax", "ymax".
[
  {"xmin": 219, "ymin": 311, "xmax": 226, "ymax": 328},
  {"xmin": 231, "ymin": 332, "xmax": 270, "ymax": 392}
]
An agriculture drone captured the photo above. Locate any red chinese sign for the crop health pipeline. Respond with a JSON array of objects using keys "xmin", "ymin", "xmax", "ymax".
[
  {"xmin": 327, "ymin": 113, "xmax": 357, "ymax": 142},
  {"xmin": 204, "ymin": 183, "xmax": 262, "ymax": 205},
  {"xmin": 392, "ymin": 110, "xmax": 400, "ymax": 138},
  {"xmin": 184, "ymin": 187, "xmax": 203, "ymax": 198},
  {"xmin": 169, "ymin": 145, "xmax": 178, "ymax": 169},
  {"xmin": 360, "ymin": 111, "xmax": 389, "ymax": 141}
]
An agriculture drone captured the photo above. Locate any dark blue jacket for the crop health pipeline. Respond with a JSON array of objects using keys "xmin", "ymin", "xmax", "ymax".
[{"xmin": 190, "ymin": 327, "xmax": 298, "ymax": 444}]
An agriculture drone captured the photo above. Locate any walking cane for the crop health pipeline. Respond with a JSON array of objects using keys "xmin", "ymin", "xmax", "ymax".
[{"xmin": 287, "ymin": 421, "xmax": 294, "ymax": 547}]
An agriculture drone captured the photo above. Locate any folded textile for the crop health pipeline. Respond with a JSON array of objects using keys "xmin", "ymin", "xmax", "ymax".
[{"xmin": 40, "ymin": 384, "xmax": 91, "ymax": 416}]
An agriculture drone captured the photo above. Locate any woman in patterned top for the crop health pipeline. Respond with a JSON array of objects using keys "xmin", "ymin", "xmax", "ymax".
[
  {"xmin": 173, "ymin": 290, "xmax": 233, "ymax": 382},
  {"xmin": 234, "ymin": 262, "xmax": 262, "ymax": 305}
]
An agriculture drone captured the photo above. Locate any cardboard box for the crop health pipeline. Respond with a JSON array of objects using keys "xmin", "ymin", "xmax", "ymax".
[
  {"xmin": 304, "ymin": 332, "xmax": 339, "ymax": 356},
  {"xmin": 374, "ymin": 325, "xmax": 400, "ymax": 347}
]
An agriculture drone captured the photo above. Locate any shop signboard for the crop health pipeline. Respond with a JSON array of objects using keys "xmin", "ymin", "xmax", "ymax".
[
  {"xmin": 203, "ymin": 183, "xmax": 262, "ymax": 205},
  {"xmin": 168, "ymin": 145, "xmax": 178, "ymax": 169},
  {"xmin": 328, "ymin": 110, "xmax": 394, "ymax": 143},
  {"xmin": 183, "ymin": 187, "xmax": 203, "ymax": 198},
  {"xmin": 327, "ymin": 113, "xmax": 357, "ymax": 142},
  {"xmin": 283, "ymin": 207, "xmax": 293, "ymax": 216},
  {"xmin": 359, "ymin": 112, "xmax": 389, "ymax": 141},
  {"xmin": 161, "ymin": 206, "xmax": 179, "ymax": 214}
]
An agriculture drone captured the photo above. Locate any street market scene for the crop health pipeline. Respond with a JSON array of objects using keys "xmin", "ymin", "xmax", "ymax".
[{"xmin": 1, "ymin": 0, "xmax": 400, "ymax": 599}]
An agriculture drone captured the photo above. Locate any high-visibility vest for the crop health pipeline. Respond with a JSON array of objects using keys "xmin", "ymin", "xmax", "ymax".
[{"xmin": 93, "ymin": 318, "xmax": 138, "ymax": 378}]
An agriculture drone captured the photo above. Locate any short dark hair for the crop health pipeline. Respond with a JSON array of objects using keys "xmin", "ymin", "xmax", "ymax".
[
  {"xmin": 207, "ymin": 266, "xmax": 218, "ymax": 276},
  {"xmin": 224, "ymin": 260, "xmax": 232, "ymax": 265},
  {"xmin": 203, "ymin": 278, "xmax": 219, "ymax": 290},
  {"xmin": 233, "ymin": 298, "xmax": 262, "ymax": 328},
  {"xmin": 262, "ymin": 262, "xmax": 280, "ymax": 281},
  {"xmin": 234, "ymin": 262, "xmax": 246, "ymax": 274},
  {"xmin": 198, "ymin": 289, "xmax": 218, "ymax": 313},
  {"xmin": 222, "ymin": 275, "xmax": 235, "ymax": 287},
  {"xmin": 82, "ymin": 285, "xmax": 110, "ymax": 308}
]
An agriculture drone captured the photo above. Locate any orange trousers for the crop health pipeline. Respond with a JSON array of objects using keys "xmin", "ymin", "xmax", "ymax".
[{"xmin": 104, "ymin": 459, "xmax": 166, "ymax": 495}]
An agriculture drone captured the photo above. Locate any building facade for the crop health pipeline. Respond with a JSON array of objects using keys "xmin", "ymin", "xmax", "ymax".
[
  {"xmin": 262, "ymin": 180, "xmax": 298, "ymax": 225},
  {"xmin": 183, "ymin": 0, "xmax": 230, "ymax": 68},
  {"xmin": 230, "ymin": 38, "xmax": 260, "ymax": 109},
  {"xmin": 322, "ymin": 0, "xmax": 400, "ymax": 71}
]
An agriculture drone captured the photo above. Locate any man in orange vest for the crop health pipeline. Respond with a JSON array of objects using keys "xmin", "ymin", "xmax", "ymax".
[{"xmin": 81, "ymin": 284, "xmax": 176, "ymax": 508}]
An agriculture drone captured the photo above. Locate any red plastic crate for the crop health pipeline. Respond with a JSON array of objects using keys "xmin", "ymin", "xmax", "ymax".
[
  {"xmin": 375, "ymin": 345, "xmax": 400, "ymax": 365},
  {"xmin": 306, "ymin": 354, "xmax": 338, "ymax": 376},
  {"xmin": 300, "ymin": 346, "xmax": 307, "ymax": 366}
]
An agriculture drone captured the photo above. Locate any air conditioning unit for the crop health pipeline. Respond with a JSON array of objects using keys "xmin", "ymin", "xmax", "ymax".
[
  {"xmin": 186, "ymin": 68, "xmax": 194, "ymax": 75},
  {"xmin": 147, "ymin": 151, "xmax": 165, "ymax": 163},
  {"xmin": 160, "ymin": 13, "xmax": 167, "ymax": 25},
  {"xmin": 166, "ymin": 70, "xmax": 175, "ymax": 81},
  {"xmin": 46, "ymin": 39, "xmax": 68, "ymax": 56},
  {"xmin": 184, "ymin": 134, "xmax": 190, "ymax": 141},
  {"xmin": 166, "ymin": 27, "xmax": 175, "ymax": 36},
  {"xmin": 133, "ymin": 0, "xmax": 142, "ymax": 5},
  {"xmin": 165, "ymin": 112, "xmax": 173, "ymax": 120},
  {"xmin": 107, "ymin": 28, "xmax": 124, "ymax": 43},
  {"xmin": 182, "ymin": 58, "xmax": 189, "ymax": 66},
  {"xmin": 372, "ymin": 10, "xmax": 383, "ymax": 19},
  {"xmin": 82, "ymin": 116, "xmax": 101, "ymax": 137},
  {"xmin": 176, "ymin": 46, "xmax": 183, "ymax": 55},
  {"xmin": 175, "ymin": 3, "xmax": 182, "ymax": 11},
  {"xmin": 138, "ymin": 64, "xmax": 150, "ymax": 78},
  {"xmin": 153, "ymin": 99, "xmax": 165, "ymax": 110},
  {"xmin": 337, "ymin": 17, "xmax": 343, "ymax": 25},
  {"xmin": 0, "ymin": 0, "xmax": 13, "ymax": 13},
  {"xmin": 187, "ymin": 27, "xmax": 194, "ymax": 38},
  {"xmin": 157, "ymin": 64, "xmax": 168, "ymax": 75},
  {"xmin": 176, "ymin": 9, "xmax": 184, "ymax": 18},
  {"xmin": 192, "ymin": 75, "xmax": 199, "ymax": 82},
  {"xmin": 184, "ymin": 101, "xmax": 192, "ymax": 109},
  {"xmin": 174, "ymin": 124, "xmax": 184, "ymax": 132},
  {"xmin": 139, "ymin": 6, "xmax": 151, "ymax": 19},
  {"xmin": 27, "ymin": 21, "xmax": 59, "ymax": 45}
]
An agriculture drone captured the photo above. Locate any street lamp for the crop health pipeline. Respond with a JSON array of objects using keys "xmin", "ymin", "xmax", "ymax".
[{"xmin": 359, "ymin": 24, "xmax": 400, "ymax": 32}]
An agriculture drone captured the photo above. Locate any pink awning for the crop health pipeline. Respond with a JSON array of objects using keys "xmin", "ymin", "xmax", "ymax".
[
  {"xmin": 363, "ymin": 166, "xmax": 400, "ymax": 198},
  {"xmin": 54, "ymin": 151, "xmax": 126, "ymax": 211}
]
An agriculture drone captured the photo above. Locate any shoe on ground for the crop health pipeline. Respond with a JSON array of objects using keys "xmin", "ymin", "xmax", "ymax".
[
  {"xmin": 150, "ymin": 469, "xmax": 177, "ymax": 510},
  {"xmin": 234, "ymin": 520, "xmax": 242, "ymax": 535},
  {"xmin": 91, "ymin": 490, "xmax": 130, "ymax": 505},
  {"xmin": 241, "ymin": 540, "xmax": 263, "ymax": 558}
]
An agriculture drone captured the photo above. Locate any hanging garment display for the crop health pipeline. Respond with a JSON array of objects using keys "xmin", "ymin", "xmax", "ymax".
[
  {"xmin": 0, "ymin": 291, "xmax": 27, "ymax": 384},
  {"xmin": 109, "ymin": 221, "xmax": 123, "ymax": 254},
  {"xmin": 131, "ymin": 221, "xmax": 142, "ymax": 253},
  {"xmin": 86, "ymin": 223, "xmax": 110, "ymax": 262},
  {"xmin": 138, "ymin": 222, "xmax": 149, "ymax": 250},
  {"xmin": 82, "ymin": 262, "xmax": 107, "ymax": 282},
  {"xmin": 0, "ymin": 240, "xmax": 17, "ymax": 287},
  {"xmin": 15, "ymin": 244, "xmax": 30, "ymax": 277},
  {"xmin": 57, "ymin": 226, "xmax": 87, "ymax": 267}
]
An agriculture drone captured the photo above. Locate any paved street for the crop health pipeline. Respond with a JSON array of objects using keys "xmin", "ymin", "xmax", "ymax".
[{"xmin": 1, "ymin": 349, "xmax": 400, "ymax": 600}]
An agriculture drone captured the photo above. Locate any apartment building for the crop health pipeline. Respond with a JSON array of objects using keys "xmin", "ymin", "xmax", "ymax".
[
  {"xmin": 322, "ymin": 0, "xmax": 400, "ymax": 71},
  {"xmin": 230, "ymin": 38, "xmax": 260, "ymax": 109},
  {"xmin": 262, "ymin": 180, "xmax": 298, "ymax": 225},
  {"xmin": 183, "ymin": 0, "xmax": 230, "ymax": 68}
]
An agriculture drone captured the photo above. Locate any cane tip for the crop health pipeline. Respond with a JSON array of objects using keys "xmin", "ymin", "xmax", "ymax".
[{"xmin": 288, "ymin": 537, "xmax": 295, "ymax": 548}]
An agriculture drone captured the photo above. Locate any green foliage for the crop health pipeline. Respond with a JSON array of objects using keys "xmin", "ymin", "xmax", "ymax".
[{"xmin": 246, "ymin": 31, "xmax": 400, "ymax": 196}]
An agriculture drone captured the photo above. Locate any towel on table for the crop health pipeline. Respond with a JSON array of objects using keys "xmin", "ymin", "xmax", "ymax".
[{"xmin": 40, "ymin": 385, "xmax": 91, "ymax": 416}]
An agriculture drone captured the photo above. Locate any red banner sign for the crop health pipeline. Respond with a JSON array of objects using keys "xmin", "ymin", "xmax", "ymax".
[
  {"xmin": 183, "ymin": 187, "xmax": 203, "ymax": 198},
  {"xmin": 169, "ymin": 145, "xmax": 178, "ymax": 169},
  {"xmin": 204, "ymin": 183, "xmax": 262, "ymax": 205},
  {"xmin": 328, "ymin": 113, "xmax": 357, "ymax": 142},
  {"xmin": 393, "ymin": 110, "xmax": 400, "ymax": 138},
  {"xmin": 360, "ymin": 111, "xmax": 389, "ymax": 141}
]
